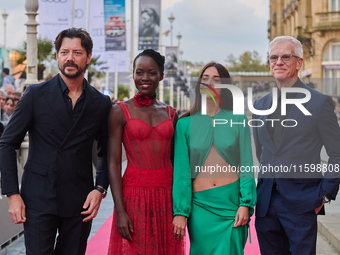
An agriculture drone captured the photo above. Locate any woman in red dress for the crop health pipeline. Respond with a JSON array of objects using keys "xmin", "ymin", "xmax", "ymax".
[{"xmin": 107, "ymin": 49, "xmax": 185, "ymax": 254}]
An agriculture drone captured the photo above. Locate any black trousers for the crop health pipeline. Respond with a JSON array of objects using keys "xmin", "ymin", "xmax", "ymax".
[{"xmin": 24, "ymin": 208, "xmax": 92, "ymax": 255}]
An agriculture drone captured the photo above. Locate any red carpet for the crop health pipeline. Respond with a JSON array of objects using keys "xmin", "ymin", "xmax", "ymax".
[{"xmin": 86, "ymin": 214, "xmax": 260, "ymax": 255}]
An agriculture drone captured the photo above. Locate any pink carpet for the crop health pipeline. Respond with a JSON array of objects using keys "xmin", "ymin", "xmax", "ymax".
[
  {"xmin": 86, "ymin": 214, "xmax": 260, "ymax": 255},
  {"xmin": 85, "ymin": 214, "xmax": 113, "ymax": 255},
  {"xmin": 244, "ymin": 215, "xmax": 261, "ymax": 255}
]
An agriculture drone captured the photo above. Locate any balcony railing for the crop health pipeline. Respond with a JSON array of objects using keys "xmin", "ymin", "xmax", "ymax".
[
  {"xmin": 314, "ymin": 11, "xmax": 340, "ymax": 29},
  {"xmin": 272, "ymin": 12, "xmax": 277, "ymax": 25}
]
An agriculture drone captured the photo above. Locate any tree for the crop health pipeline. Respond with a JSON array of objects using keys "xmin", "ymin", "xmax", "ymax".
[
  {"xmin": 37, "ymin": 39, "xmax": 53, "ymax": 80},
  {"xmin": 87, "ymin": 55, "xmax": 106, "ymax": 85},
  {"xmin": 15, "ymin": 39, "xmax": 53, "ymax": 80},
  {"xmin": 163, "ymin": 87, "xmax": 177, "ymax": 106},
  {"xmin": 226, "ymin": 51, "xmax": 268, "ymax": 72},
  {"xmin": 114, "ymin": 85, "xmax": 129, "ymax": 100}
]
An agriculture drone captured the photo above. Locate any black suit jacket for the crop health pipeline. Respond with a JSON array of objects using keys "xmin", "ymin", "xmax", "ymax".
[{"xmin": 0, "ymin": 74, "xmax": 112, "ymax": 217}]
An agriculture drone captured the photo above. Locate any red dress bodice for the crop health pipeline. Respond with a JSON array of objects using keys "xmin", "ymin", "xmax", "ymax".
[{"xmin": 108, "ymin": 102, "xmax": 185, "ymax": 255}]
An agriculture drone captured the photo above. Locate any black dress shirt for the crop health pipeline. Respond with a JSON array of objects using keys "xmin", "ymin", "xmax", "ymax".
[{"xmin": 59, "ymin": 75, "xmax": 86, "ymax": 128}]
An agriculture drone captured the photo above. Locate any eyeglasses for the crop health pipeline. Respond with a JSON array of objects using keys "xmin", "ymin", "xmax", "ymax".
[{"xmin": 268, "ymin": 54, "xmax": 300, "ymax": 63}]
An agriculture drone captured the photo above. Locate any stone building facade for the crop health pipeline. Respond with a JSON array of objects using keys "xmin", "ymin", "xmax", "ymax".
[{"xmin": 268, "ymin": 0, "xmax": 340, "ymax": 96}]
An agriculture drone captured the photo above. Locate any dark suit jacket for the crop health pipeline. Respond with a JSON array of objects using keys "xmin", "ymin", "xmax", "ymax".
[
  {"xmin": 0, "ymin": 74, "xmax": 112, "ymax": 217},
  {"xmin": 253, "ymin": 81, "xmax": 340, "ymax": 217}
]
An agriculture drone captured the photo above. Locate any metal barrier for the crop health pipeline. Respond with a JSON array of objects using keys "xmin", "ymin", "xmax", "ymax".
[
  {"xmin": 0, "ymin": 134, "xmax": 27, "ymax": 248},
  {"xmin": 0, "ymin": 159, "xmax": 24, "ymax": 248}
]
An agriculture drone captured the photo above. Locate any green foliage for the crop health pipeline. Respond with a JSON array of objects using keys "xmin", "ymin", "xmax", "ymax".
[
  {"xmin": 15, "ymin": 39, "xmax": 53, "ymax": 80},
  {"xmin": 37, "ymin": 39, "xmax": 53, "ymax": 64},
  {"xmin": 163, "ymin": 87, "xmax": 177, "ymax": 106},
  {"xmin": 191, "ymin": 71, "xmax": 200, "ymax": 77},
  {"xmin": 113, "ymin": 85, "xmax": 129, "ymax": 100},
  {"xmin": 226, "ymin": 51, "xmax": 268, "ymax": 72},
  {"xmin": 88, "ymin": 55, "xmax": 106, "ymax": 85}
]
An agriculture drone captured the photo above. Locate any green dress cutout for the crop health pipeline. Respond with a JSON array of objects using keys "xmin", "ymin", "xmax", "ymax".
[{"xmin": 173, "ymin": 110, "xmax": 257, "ymax": 254}]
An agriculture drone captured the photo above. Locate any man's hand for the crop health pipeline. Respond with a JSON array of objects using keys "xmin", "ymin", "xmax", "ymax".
[
  {"xmin": 81, "ymin": 189, "xmax": 102, "ymax": 222},
  {"xmin": 8, "ymin": 194, "xmax": 26, "ymax": 224}
]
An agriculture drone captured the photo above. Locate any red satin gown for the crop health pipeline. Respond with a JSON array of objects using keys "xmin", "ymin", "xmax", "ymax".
[{"xmin": 108, "ymin": 102, "xmax": 185, "ymax": 255}]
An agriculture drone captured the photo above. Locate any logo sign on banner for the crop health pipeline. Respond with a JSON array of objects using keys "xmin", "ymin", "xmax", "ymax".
[
  {"xmin": 104, "ymin": 0, "xmax": 127, "ymax": 51},
  {"xmin": 138, "ymin": 0, "xmax": 161, "ymax": 50},
  {"xmin": 72, "ymin": 0, "xmax": 87, "ymax": 28},
  {"xmin": 74, "ymin": 9, "xmax": 84, "ymax": 19},
  {"xmin": 165, "ymin": 46, "xmax": 178, "ymax": 76},
  {"xmin": 38, "ymin": 0, "xmax": 72, "ymax": 41}
]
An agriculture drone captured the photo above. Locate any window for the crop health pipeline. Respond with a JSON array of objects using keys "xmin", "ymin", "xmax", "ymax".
[
  {"xmin": 323, "ymin": 41, "xmax": 340, "ymax": 96},
  {"xmin": 329, "ymin": 0, "xmax": 340, "ymax": 11}
]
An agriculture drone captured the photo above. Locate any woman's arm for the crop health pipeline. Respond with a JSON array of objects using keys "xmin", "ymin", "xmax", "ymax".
[
  {"xmin": 108, "ymin": 104, "xmax": 134, "ymax": 241},
  {"xmin": 235, "ymin": 114, "xmax": 257, "ymax": 227},
  {"xmin": 172, "ymin": 117, "xmax": 191, "ymax": 238}
]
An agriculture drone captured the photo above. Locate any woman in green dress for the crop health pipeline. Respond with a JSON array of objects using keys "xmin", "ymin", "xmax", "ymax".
[{"xmin": 172, "ymin": 62, "xmax": 257, "ymax": 254}]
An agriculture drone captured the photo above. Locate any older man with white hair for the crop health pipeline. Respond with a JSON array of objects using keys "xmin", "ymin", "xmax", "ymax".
[
  {"xmin": 253, "ymin": 36, "xmax": 340, "ymax": 255},
  {"xmin": 2, "ymin": 84, "xmax": 15, "ymax": 99}
]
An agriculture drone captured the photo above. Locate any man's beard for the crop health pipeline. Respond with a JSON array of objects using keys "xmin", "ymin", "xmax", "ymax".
[{"xmin": 59, "ymin": 61, "xmax": 86, "ymax": 79}]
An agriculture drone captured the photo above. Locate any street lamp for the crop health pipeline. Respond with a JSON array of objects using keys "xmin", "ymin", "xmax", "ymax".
[
  {"xmin": 168, "ymin": 13, "xmax": 175, "ymax": 106},
  {"xmin": 168, "ymin": 13, "xmax": 175, "ymax": 46},
  {"xmin": 179, "ymin": 50, "xmax": 183, "ymax": 63},
  {"xmin": 2, "ymin": 9, "xmax": 9, "ymax": 68},
  {"xmin": 25, "ymin": 0, "xmax": 39, "ymax": 85},
  {"xmin": 176, "ymin": 32, "xmax": 182, "ymax": 48},
  {"xmin": 176, "ymin": 48, "xmax": 183, "ymax": 111}
]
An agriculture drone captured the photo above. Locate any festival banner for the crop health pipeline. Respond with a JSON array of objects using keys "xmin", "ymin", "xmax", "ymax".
[
  {"xmin": 104, "ymin": 0, "xmax": 127, "ymax": 51},
  {"xmin": 138, "ymin": 0, "xmax": 161, "ymax": 50},
  {"xmin": 38, "ymin": 0, "xmax": 72, "ymax": 41},
  {"xmin": 39, "ymin": 0, "xmax": 130, "ymax": 72},
  {"xmin": 165, "ymin": 46, "xmax": 178, "ymax": 76},
  {"xmin": 73, "ymin": 0, "xmax": 87, "ymax": 29}
]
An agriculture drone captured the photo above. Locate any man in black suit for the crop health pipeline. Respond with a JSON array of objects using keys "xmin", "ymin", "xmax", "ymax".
[{"xmin": 0, "ymin": 28, "xmax": 112, "ymax": 255}]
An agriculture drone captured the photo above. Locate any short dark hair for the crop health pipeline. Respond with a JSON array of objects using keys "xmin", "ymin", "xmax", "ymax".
[
  {"xmin": 54, "ymin": 27, "xmax": 93, "ymax": 56},
  {"xmin": 2, "ymin": 68, "xmax": 9, "ymax": 75},
  {"xmin": 133, "ymin": 49, "xmax": 165, "ymax": 73},
  {"xmin": 5, "ymin": 97, "xmax": 14, "ymax": 104}
]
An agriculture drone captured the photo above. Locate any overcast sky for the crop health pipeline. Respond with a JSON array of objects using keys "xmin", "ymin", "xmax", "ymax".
[{"xmin": 0, "ymin": 0, "xmax": 270, "ymax": 66}]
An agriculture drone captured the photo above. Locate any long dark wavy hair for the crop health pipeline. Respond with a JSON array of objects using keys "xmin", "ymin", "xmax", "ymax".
[{"xmin": 181, "ymin": 62, "xmax": 233, "ymax": 118}]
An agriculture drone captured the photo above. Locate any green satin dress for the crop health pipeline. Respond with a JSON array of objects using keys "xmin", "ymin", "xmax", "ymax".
[{"xmin": 173, "ymin": 110, "xmax": 257, "ymax": 254}]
